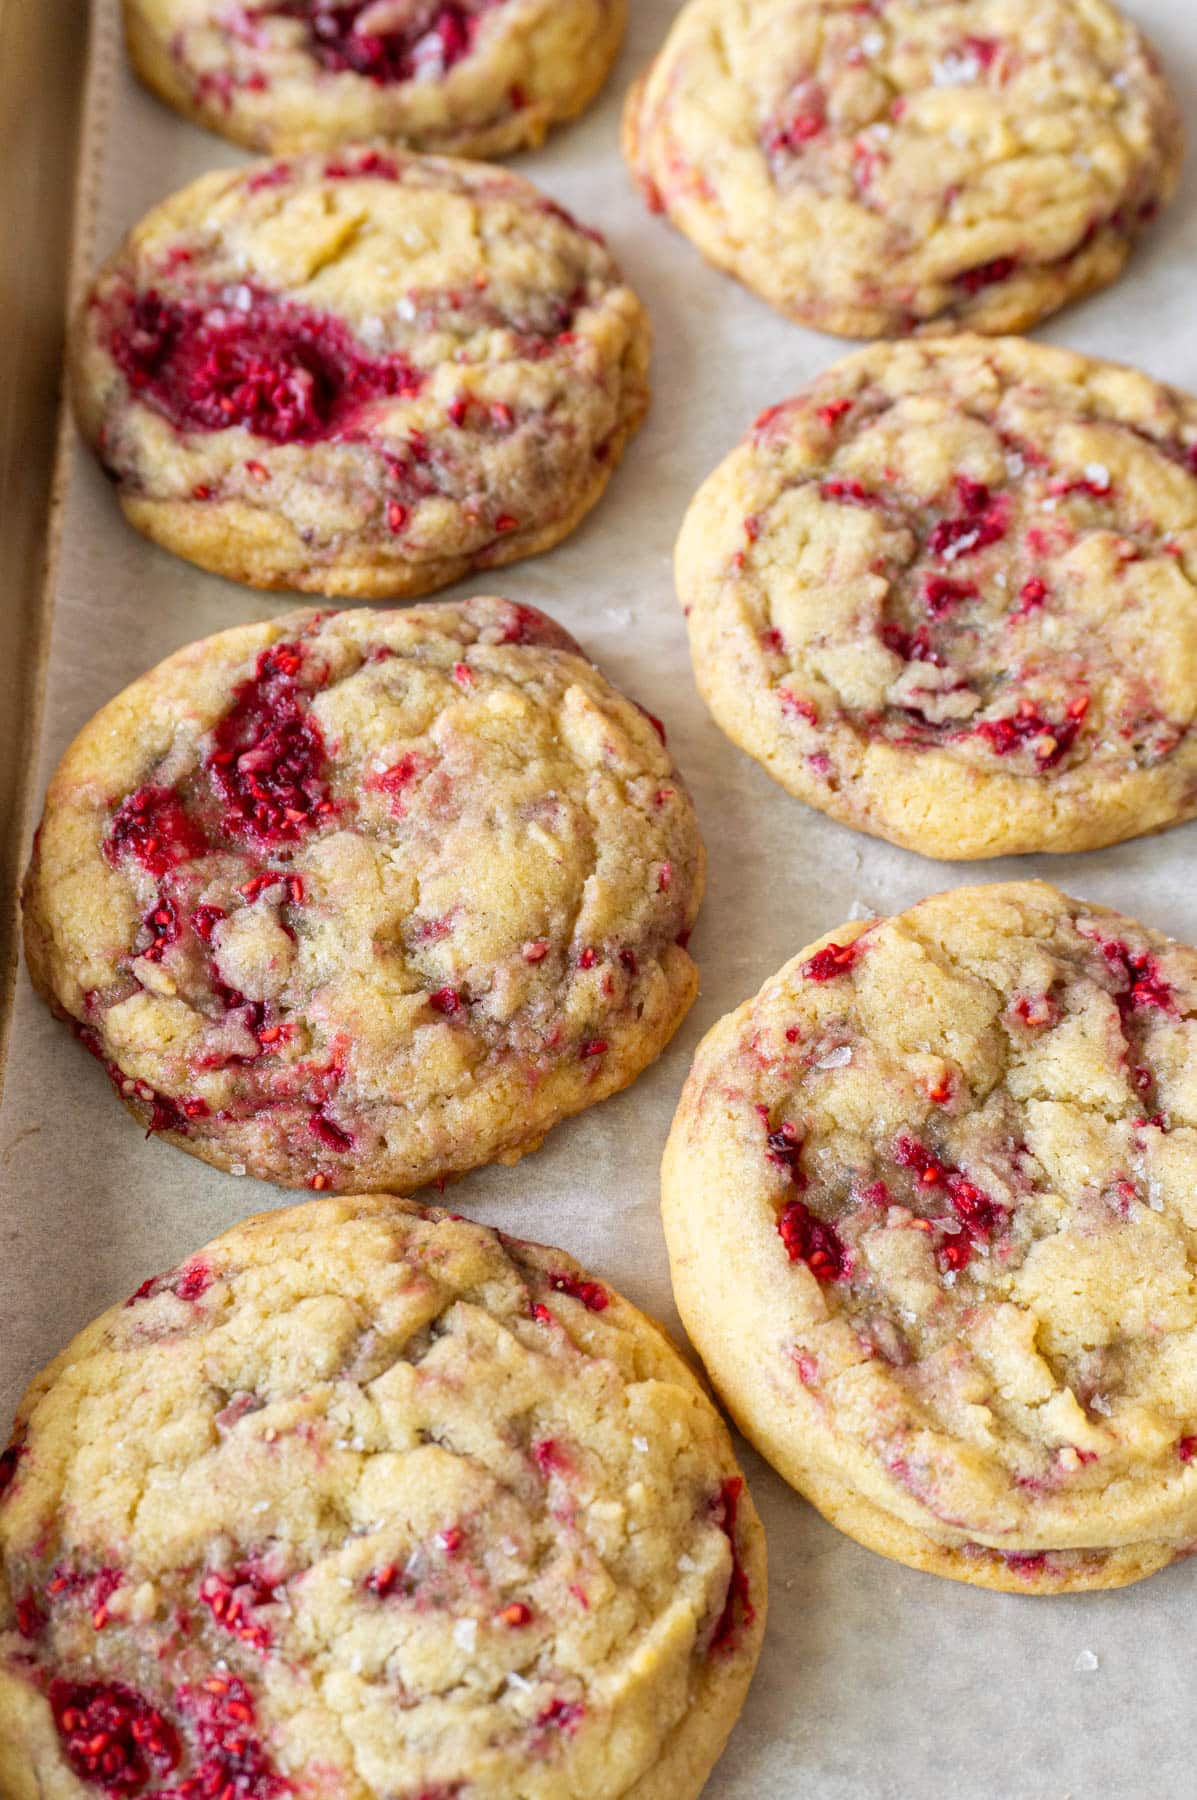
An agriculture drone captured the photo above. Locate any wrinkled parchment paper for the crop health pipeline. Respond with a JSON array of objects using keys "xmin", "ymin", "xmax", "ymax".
[{"xmin": 4, "ymin": 2, "xmax": 1197, "ymax": 1791}]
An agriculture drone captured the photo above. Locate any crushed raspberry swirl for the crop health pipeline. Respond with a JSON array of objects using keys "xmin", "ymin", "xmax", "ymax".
[
  {"xmin": 737, "ymin": 346, "xmax": 1197, "ymax": 793},
  {"xmin": 105, "ymin": 284, "xmax": 423, "ymax": 445},
  {"xmin": 264, "ymin": 1, "xmax": 504, "ymax": 84}
]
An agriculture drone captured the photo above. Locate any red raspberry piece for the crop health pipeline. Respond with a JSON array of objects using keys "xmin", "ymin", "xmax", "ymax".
[
  {"xmin": 106, "ymin": 786, "xmax": 207, "ymax": 877},
  {"xmin": 777, "ymin": 1199, "xmax": 847, "ymax": 1281},
  {"xmin": 547, "ymin": 1271, "xmax": 609, "ymax": 1312},
  {"xmin": 109, "ymin": 283, "xmax": 422, "ymax": 444},
  {"xmin": 49, "ymin": 1680, "xmax": 180, "ymax": 1793},
  {"xmin": 800, "ymin": 939, "xmax": 861, "ymax": 981},
  {"xmin": 709, "ymin": 1476, "xmax": 754, "ymax": 1653},
  {"xmin": 207, "ymin": 642, "xmax": 332, "ymax": 847}
]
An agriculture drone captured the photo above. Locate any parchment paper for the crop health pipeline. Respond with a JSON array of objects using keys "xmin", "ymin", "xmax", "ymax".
[{"xmin": 4, "ymin": 3, "xmax": 1197, "ymax": 1792}]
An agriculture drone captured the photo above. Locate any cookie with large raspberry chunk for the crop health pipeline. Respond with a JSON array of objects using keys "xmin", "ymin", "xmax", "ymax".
[
  {"xmin": 124, "ymin": 0, "xmax": 627, "ymax": 158},
  {"xmin": 0, "ymin": 1197, "xmax": 765, "ymax": 1796},
  {"xmin": 22, "ymin": 599, "xmax": 703, "ymax": 1192},
  {"xmin": 71, "ymin": 152, "xmax": 649, "ymax": 597}
]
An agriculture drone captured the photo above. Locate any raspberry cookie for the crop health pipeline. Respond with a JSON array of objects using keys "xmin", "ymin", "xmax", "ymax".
[
  {"xmin": 662, "ymin": 882, "xmax": 1197, "ymax": 1593},
  {"xmin": 22, "ymin": 599, "xmax": 703, "ymax": 1192},
  {"xmin": 678, "ymin": 336, "xmax": 1197, "ymax": 860},
  {"xmin": 0, "ymin": 1195, "xmax": 766, "ymax": 1798},
  {"xmin": 71, "ymin": 153, "xmax": 649, "ymax": 597},
  {"xmin": 623, "ymin": 0, "xmax": 1182, "ymax": 338},
  {"xmin": 124, "ymin": 0, "xmax": 627, "ymax": 160}
]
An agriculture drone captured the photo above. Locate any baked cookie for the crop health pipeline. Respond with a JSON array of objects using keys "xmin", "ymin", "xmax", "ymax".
[
  {"xmin": 71, "ymin": 153, "xmax": 649, "ymax": 597},
  {"xmin": 123, "ymin": 0, "xmax": 627, "ymax": 160},
  {"xmin": 678, "ymin": 336, "xmax": 1197, "ymax": 860},
  {"xmin": 662, "ymin": 881, "xmax": 1197, "ymax": 1594},
  {"xmin": 22, "ymin": 599, "xmax": 703, "ymax": 1192},
  {"xmin": 623, "ymin": 0, "xmax": 1182, "ymax": 338},
  {"xmin": 0, "ymin": 1195, "xmax": 766, "ymax": 1798}
]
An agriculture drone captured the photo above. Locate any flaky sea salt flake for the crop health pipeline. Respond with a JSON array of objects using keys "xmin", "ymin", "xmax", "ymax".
[{"xmin": 933, "ymin": 51, "xmax": 981, "ymax": 86}]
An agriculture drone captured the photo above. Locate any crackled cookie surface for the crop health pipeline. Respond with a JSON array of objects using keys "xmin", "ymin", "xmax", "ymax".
[
  {"xmin": 123, "ymin": 0, "xmax": 627, "ymax": 159},
  {"xmin": 662, "ymin": 882, "xmax": 1197, "ymax": 1593},
  {"xmin": 71, "ymin": 153, "xmax": 649, "ymax": 597},
  {"xmin": 678, "ymin": 336, "xmax": 1197, "ymax": 860},
  {"xmin": 0, "ymin": 1197, "xmax": 766, "ymax": 1798},
  {"xmin": 22, "ymin": 599, "xmax": 703, "ymax": 1192},
  {"xmin": 623, "ymin": 0, "xmax": 1181, "ymax": 338}
]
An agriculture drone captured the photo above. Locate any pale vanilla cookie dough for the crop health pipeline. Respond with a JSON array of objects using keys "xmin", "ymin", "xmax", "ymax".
[
  {"xmin": 22, "ymin": 599, "xmax": 704, "ymax": 1193},
  {"xmin": 678, "ymin": 335, "xmax": 1197, "ymax": 860},
  {"xmin": 662, "ymin": 881, "xmax": 1197, "ymax": 1594},
  {"xmin": 623, "ymin": 0, "xmax": 1182, "ymax": 338},
  {"xmin": 0, "ymin": 1196, "xmax": 766, "ymax": 1798},
  {"xmin": 123, "ymin": 0, "xmax": 627, "ymax": 159},
  {"xmin": 70, "ymin": 152, "xmax": 650, "ymax": 597}
]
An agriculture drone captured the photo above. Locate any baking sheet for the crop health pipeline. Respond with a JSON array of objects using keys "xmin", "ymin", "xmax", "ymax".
[
  {"xmin": 0, "ymin": 0, "xmax": 90, "ymax": 1053},
  {"xmin": 4, "ymin": 2, "xmax": 1197, "ymax": 1793}
]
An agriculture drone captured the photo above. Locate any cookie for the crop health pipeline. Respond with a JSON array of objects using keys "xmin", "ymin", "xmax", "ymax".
[
  {"xmin": 22, "ymin": 599, "xmax": 703, "ymax": 1192},
  {"xmin": 0, "ymin": 1195, "xmax": 766, "ymax": 1798},
  {"xmin": 662, "ymin": 881, "xmax": 1197, "ymax": 1593},
  {"xmin": 623, "ymin": 0, "xmax": 1182, "ymax": 338},
  {"xmin": 71, "ymin": 152, "xmax": 649, "ymax": 598},
  {"xmin": 124, "ymin": 0, "xmax": 627, "ymax": 160},
  {"xmin": 677, "ymin": 335, "xmax": 1197, "ymax": 860}
]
